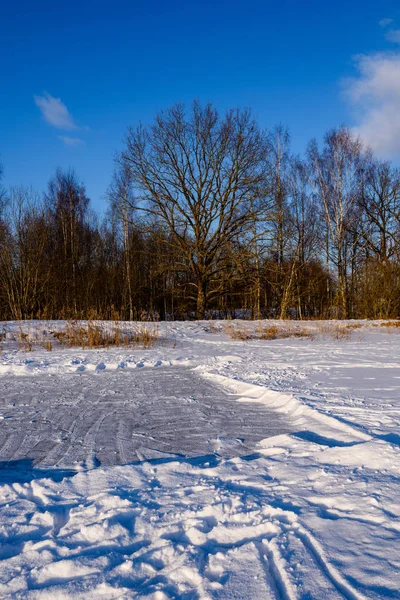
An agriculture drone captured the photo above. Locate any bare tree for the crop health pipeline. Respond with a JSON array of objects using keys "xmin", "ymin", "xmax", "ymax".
[
  {"xmin": 0, "ymin": 186, "xmax": 50, "ymax": 319},
  {"xmin": 283, "ymin": 158, "xmax": 322, "ymax": 318},
  {"xmin": 308, "ymin": 128, "xmax": 364, "ymax": 318},
  {"xmin": 45, "ymin": 169, "xmax": 90, "ymax": 315},
  {"xmin": 107, "ymin": 165, "xmax": 136, "ymax": 320},
  {"xmin": 359, "ymin": 160, "xmax": 400, "ymax": 263},
  {"xmin": 121, "ymin": 102, "xmax": 269, "ymax": 318},
  {"xmin": 0, "ymin": 161, "xmax": 7, "ymax": 219},
  {"xmin": 267, "ymin": 126, "xmax": 291, "ymax": 267},
  {"xmin": 265, "ymin": 126, "xmax": 294, "ymax": 317},
  {"xmin": 354, "ymin": 160, "xmax": 400, "ymax": 318}
]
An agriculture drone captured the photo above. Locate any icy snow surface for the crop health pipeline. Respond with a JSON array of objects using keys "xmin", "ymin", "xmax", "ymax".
[{"xmin": 0, "ymin": 320, "xmax": 399, "ymax": 599}]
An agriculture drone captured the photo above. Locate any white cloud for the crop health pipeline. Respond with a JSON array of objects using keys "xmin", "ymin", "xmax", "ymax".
[
  {"xmin": 385, "ymin": 29, "xmax": 400, "ymax": 44},
  {"xmin": 58, "ymin": 136, "xmax": 84, "ymax": 146},
  {"xmin": 34, "ymin": 92, "xmax": 77, "ymax": 130},
  {"xmin": 344, "ymin": 52, "xmax": 400, "ymax": 158},
  {"xmin": 379, "ymin": 17, "xmax": 393, "ymax": 28}
]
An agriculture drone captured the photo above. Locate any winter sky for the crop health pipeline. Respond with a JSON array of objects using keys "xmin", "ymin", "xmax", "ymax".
[{"xmin": 2, "ymin": 0, "xmax": 400, "ymax": 212}]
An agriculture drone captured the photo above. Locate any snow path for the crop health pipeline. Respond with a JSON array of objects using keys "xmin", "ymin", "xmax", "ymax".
[{"xmin": 0, "ymin": 321, "xmax": 399, "ymax": 598}]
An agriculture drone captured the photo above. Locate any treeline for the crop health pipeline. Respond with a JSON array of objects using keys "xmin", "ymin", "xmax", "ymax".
[{"xmin": 1, "ymin": 102, "xmax": 400, "ymax": 321}]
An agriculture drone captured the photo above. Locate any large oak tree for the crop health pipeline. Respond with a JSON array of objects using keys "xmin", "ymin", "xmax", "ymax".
[{"xmin": 121, "ymin": 102, "xmax": 270, "ymax": 318}]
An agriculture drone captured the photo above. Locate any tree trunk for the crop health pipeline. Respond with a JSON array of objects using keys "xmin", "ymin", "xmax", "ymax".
[{"xmin": 196, "ymin": 283, "xmax": 207, "ymax": 320}]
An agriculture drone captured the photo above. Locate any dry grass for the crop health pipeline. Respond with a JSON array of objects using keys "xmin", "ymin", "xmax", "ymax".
[
  {"xmin": 259, "ymin": 325, "xmax": 280, "ymax": 340},
  {"xmin": 6, "ymin": 318, "xmax": 373, "ymax": 353},
  {"xmin": 18, "ymin": 327, "xmax": 33, "ymax": 352},
  {"xmin": 344, "ymin": 323, "xmax": 362, "ymax": 330},
  {"xmin": 204, "ymin": 323, "xmax": 221, "ymax": 334},
  {"xmin": 291, "ymin": 329, "xmax": 315, "ymax": 339},
  {"xmin": 260, "ymin": 326, "xmax": 314, "ymax": 340},
  {"xmin": 230, "ymin": 329, "xmax": 253, "ymax": 341},
  {"xmin": 380, "ymin": 321, "xmax": 400, "ymax": 328},
  {"xmin": 10, "ymin": 319, "xmax": 160, "ymax": 352},
  {"xmin": 224, "ymin": 324, "xmax": 253, "ymax": 340},
  {"xmin": 225, "ymin": 323, "xmax": 314, "ymax": 341},
  {"xmin": 223, "ymin": 321, "xmax": 362, "ymax": 342},
  {"xmin": 52, "ymin": 320, "xmax": 159, "ymax": 349},
  {"xmin": 314, "ymin": 323, "xmax": 352, "ymax": 339},
  {"xmin": 52, "ymin": 321, "xmax": 118, "ymax": 348},
  {"xmin": 133, "ymin": 323, "xmax": 160, "ymax": 349}
]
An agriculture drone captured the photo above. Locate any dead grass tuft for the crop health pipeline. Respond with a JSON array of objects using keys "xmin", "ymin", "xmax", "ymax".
[
  {"xmin": 259, "ymin": 325, "xmax": 280, "ymax": 340},
  {"xmin": 223, "ymin": 321, "xmax": 365, "ymax": 342},
  {"xmin": 18, "ymin": 327, "xmax": 33, "ymax": 352},
  {"xmin": 225, "ymin": 323, "xmax": 314, "ymax": 341},
  {"xmin": 53, "ymin": 320, "xmax": 159, "ymax": 349},
  {"xmin": 224, "ymin": 324, "xmax": 253, "ymax": 340},
  {"xmin": 52, "ymin": 321, "xmax": 89, "ymax": 347},
  {"xmin": 292, "ymin": 329, "xmax": 315, "ymax": 339},
  {"xmin": 260, "ymin": 325, "xmax": 314, "ymax": 340},
  {"xmin": 315, "ymin": 323, "xmax": 351, "ymax": 340},
  {"xmin": 205, "ymin": 323, "xmax": 221, "ymax": 334},
  {"xmin": 133, "ymin": 323, "xmax": 160, "ymax": 349},
  {"xmin": 42, "ymin": 339, "xmax": 53, "ymax": 351}
]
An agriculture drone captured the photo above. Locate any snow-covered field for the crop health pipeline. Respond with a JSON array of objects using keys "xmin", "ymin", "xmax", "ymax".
[{"xmin": 0, "ymin": 320, "xmax": 399, "ymax": 599}]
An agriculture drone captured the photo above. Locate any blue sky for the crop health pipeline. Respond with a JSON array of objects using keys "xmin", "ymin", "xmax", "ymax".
[{"xmin": 2, "ymin": 0, "xmax": 400, "ymax": 213}]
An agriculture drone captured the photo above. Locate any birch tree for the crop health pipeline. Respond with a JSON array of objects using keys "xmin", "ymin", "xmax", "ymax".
[{"xmin": 308, "ymin": 128, "xmax": 364, "ymax": 318}]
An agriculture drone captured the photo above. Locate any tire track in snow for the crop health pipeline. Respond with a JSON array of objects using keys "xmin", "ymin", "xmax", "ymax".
[
  {"xmin": 258, "ymin": 538, "xmax": 297, "ymax": 600},
  {"xmin": 0, "ymin": 432, "xmax": 27, "ymax": 461},
  {"xmin": 294, "ymin": 525, "xmax": 366, "ymax": 600},
  {"xmin": 42, "ymin": 393, "xmax": 106, "ymax": 468},
  {"xmin": 0, "ymin": 368, "xmax": 295, "ymax": 469},
  {"xmin": 0, "ymin": 451, "xmax": 384, "ymax": 598}
]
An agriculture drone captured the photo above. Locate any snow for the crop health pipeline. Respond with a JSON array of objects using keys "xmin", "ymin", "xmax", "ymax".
[{"xmin": 0, "ymin": 320, "xmax": 399, "ymax": 598}]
